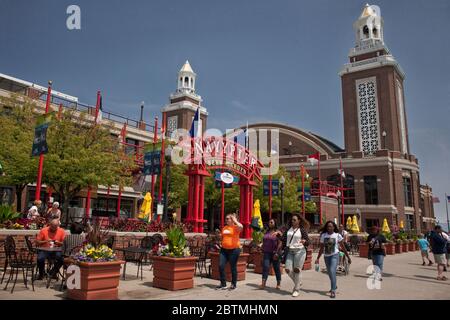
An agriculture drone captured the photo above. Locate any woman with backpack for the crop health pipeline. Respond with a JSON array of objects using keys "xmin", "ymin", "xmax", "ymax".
[
  {"xmin": 281, "ymin": 213, "xmax": 310, "ymax": 297},
  {"xmin": 315, "ymin": 221, "xmax": 351, "ymax": 298}
]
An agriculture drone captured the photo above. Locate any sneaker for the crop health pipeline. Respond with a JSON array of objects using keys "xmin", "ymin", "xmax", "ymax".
[
  {"xmin": 292, "ymin": 290, "xmax": 299, "ymax": 297},
  {"xmin": 228, "ymin": 285, "xmax": 237, "ymax": 291},
  {"xmin": 215, "ymin": 285, "xmax": 227, "ymax": 290},
  {"xmin": 422, "ymin": 262, "xmax": 426, "ymax": 266},
  {"xmin": 330, "ymin": 291, "xmax": 336, "ymax": 299}
]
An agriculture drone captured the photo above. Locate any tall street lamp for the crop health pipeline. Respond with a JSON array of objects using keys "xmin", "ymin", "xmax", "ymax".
[
  {"xmin": 280, "ymin": 175, "xmax": 285, "ymax": 226},
  {"xmin": 163, "ymin": 144, "xmax": 173, "ymax": 223}
]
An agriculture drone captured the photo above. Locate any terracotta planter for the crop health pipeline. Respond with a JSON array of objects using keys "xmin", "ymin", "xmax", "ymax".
[
  {"xmin": 209, "ymin": 251, "xmax": 249, "ymax": 282},
  {"xmin": 395, "ymin": 242, "xmax": 403, "ymax": 254},
  {"xmin": 152, "ymin": 256, "xmax": 198, "ymax": 291},
  {"xmin": 67, "ymin": 260, "xmax": 123, "ymax": 300},
  {"xmin": 253, "ymin": 251, "xmax": 284, "ymax": 275},
  {"xmin": 402, "ymin": 242, "xmax": 409, "ymax": 252},
  {"xmin": 385, "ymin": 243, "xmax": 395, "ymax": 255},
  {"xmin": 408, "ymin": 241, "xmax": 415, "ymax": 251},
  {"xmin": 359, "ymin": 243, "xmax": 369, "ymax": 258}
]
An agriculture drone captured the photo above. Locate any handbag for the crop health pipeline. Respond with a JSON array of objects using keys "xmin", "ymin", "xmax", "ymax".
[{"xmin": 281, "ymin": 228, "xmax": 299, "ymax": 264}]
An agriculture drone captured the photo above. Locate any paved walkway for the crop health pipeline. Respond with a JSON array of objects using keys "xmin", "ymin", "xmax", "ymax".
[{"xmin": 1, "ymin": 251, "xmax": 449, "ymax": 300}]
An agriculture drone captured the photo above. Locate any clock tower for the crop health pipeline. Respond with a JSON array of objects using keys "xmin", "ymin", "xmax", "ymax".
[
  {"xmin": 340, "ymin": 4, "xmax": 409, "ymax": 156},
  {"xmin": 162, "ymin": 61, "xmax": 208, "ymax": 138}
]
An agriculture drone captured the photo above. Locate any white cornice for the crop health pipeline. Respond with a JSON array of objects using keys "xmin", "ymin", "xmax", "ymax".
[
  {"xmin": 339, "ymin": 55, "xmax": 405, "ymax": 79},
  {"xmin": 161, "ymin": 102, "xmax": 208, "ymax": 116}
]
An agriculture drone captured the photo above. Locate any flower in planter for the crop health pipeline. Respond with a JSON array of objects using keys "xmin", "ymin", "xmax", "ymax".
[{"xmin": 160, "ymin": 224, "xmax": 190, "ymax": 258}]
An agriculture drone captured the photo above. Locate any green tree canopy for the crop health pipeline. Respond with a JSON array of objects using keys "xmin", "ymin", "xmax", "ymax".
[{"xmin": 0, "ymin": 94, "xmax": 39, "ymax": 211}]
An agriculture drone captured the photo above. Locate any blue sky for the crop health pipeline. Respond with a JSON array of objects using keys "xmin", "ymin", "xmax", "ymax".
[{"xmin": 1, "ymin": 0, "xmax": 449, "ymax": 226}]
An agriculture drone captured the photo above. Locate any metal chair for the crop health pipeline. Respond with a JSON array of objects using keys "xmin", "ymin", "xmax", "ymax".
[
  {"xmin": 121, "ymin": 235, "xmax": 145, "ymax": 280},
  {"xmin": 0, "ymin": 236, "xmax": 15, "ymax": 285},
  {"xmin": 3, "ymin": 236, "xmax": 36, "ymax": 293}
]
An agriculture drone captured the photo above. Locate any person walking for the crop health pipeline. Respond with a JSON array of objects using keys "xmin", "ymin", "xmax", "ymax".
[
  {"xmin": 430, "ymin": 225, "xmax": 449, "ymax": 280},
  {"xmin": 367, "ymin": 226, "xmax": 387, "ymax": 281},
  {"xmin": 259, "ymin": 219, "xmax": 283, "ymax": 290},
  {"xmin": 417, "ymin": 234, "xmax": 433, "ymax": 266},
  {"xmin": 315, "ymin": 221, "xmax": 351, "ymax": 299},
  {"xmin": 281, "ymin": 213, "xmax": 310, "ymax": 297},
  {"xmin": 216, "ymin": 213, "xmax": 243, "ymax": 291}
]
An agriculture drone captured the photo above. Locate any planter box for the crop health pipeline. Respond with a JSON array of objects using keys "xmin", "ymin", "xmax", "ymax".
[
  {"xmin": 385, "ymin": 243, "xmax": 395, "ymax": 255},
  {"xmin": 359, "ymin": 243, "xmax": 369, "ymax": 258},
  {"xmin": 395, "ymin": 243, "xmax": 403, "ymax": 254},
  {"xmin": 253, "ymin": 251, "xmax": 284, "ymax": 275},
  {"xmin": 152, "ymin": 256, "xmax": 198, "ymax": 291},
  {"xmin": 402, "ymin": 242, "xmax": 409, "ymax": 252},
  {"xmin": 209, "ymin": 251, "xmax": 249, "ymax": 282},
  {"xmin": 408, "ymin": 241, "xmax": 416, "ymax": 251},
  {"xmin": 67, "ymin": 260, "xmax": 123, "ymax": 300}
]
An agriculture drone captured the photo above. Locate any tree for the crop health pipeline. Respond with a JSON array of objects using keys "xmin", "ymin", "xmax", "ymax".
[
  {"xmin": 0, "ymin": 94, "xmax": 39, "ymax": 212},
  {"xmin": 254, "ymin": 166, "xmax": 300, "ymax": 218},
  {"xmin": 43, "ymin": 109, "xmax": 135, "ymax": 222}
]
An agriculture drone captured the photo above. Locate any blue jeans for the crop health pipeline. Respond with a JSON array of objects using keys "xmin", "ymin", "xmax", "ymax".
[
  {"xmin": 324, "ymin": 253, "xmax": 339, "ymax": 292},
  {"xmin": 219, "ymin": 248, "xmax": 240, "ymax": 286},
  {"xmin": 372, "ymin": 254, "xmax": 384, "ymax": 274},
  {"xmin": 262, "ymin": 252, "xmax": 281, "ymax": 283},
  {"xmin": 37, "ymin": 250, "xmax": 63, "ymax": 277},
  {"xmin": 284, "ymin": 248, "xmax": 306, "ymax": 291}
]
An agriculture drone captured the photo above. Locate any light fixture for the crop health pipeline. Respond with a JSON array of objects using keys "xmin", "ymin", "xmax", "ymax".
[{"xmin": 279, "ymin": 175, "xmax": 285, "ymax": 185}]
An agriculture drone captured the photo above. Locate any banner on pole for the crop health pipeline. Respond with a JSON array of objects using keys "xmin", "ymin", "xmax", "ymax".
[
  {"xmin": 31, "ymin": 113, "xmax": 54, "ymax": 157},
  {"xmin": 143, "ymin": 150, "xmax": 161, "ymax": 175},
  {"xmin": 263, "ymin": 180, "xmax": 279, "ymax": 196}
]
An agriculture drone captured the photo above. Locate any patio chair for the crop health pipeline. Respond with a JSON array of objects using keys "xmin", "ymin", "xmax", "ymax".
[
  {"xmin": 0, "ymin": 236, "xmax": 15, "ymax": 285},
  {"xmin": 121, "ymin": 234, "xmax": 145, "ymax": 280},
  {"xmin": 3, "ymin": 236, "xmax": 36, "ymax": 293}
]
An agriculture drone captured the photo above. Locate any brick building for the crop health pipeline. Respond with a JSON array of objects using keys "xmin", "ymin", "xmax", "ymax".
[{"xmin": 228, "ymin": 5, "xmax": 436, "ymax": 233}]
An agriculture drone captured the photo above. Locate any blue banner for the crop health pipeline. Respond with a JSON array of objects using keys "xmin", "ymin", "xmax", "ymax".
[
  {"xmin": 263, "ymin": 180, "xmax": 279, "ymax": 196},
  {"xmin": 31, "ymin": 123, "xmax": 49, "ymax": 157},
  {"xmin": 143, "ymin": 151, "xmax": 161, "ymax": 175}
]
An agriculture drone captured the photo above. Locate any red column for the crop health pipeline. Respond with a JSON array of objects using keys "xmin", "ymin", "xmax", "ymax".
[
  {"xmin": 239, "ymin": 178, "xmax": 255, "ymax": 239},
  {"xmin": 198, "ymin": 176, "xmax": 205, "ymax": 233},
  {"xmin": 150, "ymin": 117, "xmax": 158, "ymax": 219},
  {"xmin": 301, "ymin": 165, "xmax": 305, "ymax": 218},
  {"xmin": 85, "ymin": 186, "xmax": 91, "ymax": 219},
  {"xmin": 35, "ymin": 81, "xmax": 52, "ymax": 201},
  {"xmin": 268, "ymin": 163, "xmax": 272, "ymax": 220}
]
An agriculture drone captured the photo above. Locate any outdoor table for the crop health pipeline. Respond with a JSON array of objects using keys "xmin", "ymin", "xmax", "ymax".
[{"xmin": 36, "ymin": 246, "xmax": 63, "ymax": 252}]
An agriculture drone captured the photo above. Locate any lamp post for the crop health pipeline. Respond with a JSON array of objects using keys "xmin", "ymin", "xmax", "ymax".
[
  {"xmin": 280, "ymin": 175, "xmax": 285, "ymax": 226},
  {"xmin": 382, "ymin": 130, "xmax": 387, "ymax": 149},
  {"xmin": 336, "ymin": 190, "xmax": 342, "ymax": 225},
  {"xmin": 163, "ymin": 144, "xmax": 173, "ymax": 223}
]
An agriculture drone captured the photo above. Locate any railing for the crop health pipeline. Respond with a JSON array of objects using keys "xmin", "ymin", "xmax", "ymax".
[{"xmin": 37, "ymin": 91, "xmax": 160, "ymax": 135}]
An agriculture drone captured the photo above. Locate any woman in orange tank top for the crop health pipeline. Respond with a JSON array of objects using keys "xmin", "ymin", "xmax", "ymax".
[{"xmin": 216, "ymin": 213, "xmax": 243, "ymax": 291}]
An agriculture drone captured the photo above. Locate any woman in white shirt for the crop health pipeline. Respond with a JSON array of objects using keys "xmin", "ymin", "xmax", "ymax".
[
  {"xmin": 282, "ymin": 213, "xmax": 310, "ymax": 297},
  {"xmin": 315, "ymin": 221, "xmax": 351, "ymax": 298}
]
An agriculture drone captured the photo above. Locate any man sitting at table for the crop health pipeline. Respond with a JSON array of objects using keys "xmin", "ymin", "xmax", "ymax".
[{"xmin": 35, "ymin": 219, "xmax": 66, "ymax": 280}]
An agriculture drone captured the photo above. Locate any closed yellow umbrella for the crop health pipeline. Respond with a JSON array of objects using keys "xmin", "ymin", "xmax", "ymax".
[
  {"xmin": 351, "ymin": 215, "xmax": 360, "ymax": 233},
  {"xmin": 399, "ymin": 220, "xmax": 404, "ymax": 229},
  {"xmin": 138, "ymin": 192, "xmax": 152, "ymax": 221},
  {"xmin": 252, "ymin": 199, "xmax": 264, "ymax": 230},
  {"xmin": 346, "ymin": 216, "xmax": 352, "ymax": 230},
  {"xmin": 382, "ymin": 218, "xmax": 390, "ymax": 233}
]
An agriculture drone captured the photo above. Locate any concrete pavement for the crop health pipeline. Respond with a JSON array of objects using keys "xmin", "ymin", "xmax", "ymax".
[{"xmin": 1, "ymin": 251, "xmax": 449, "ymax": 300}]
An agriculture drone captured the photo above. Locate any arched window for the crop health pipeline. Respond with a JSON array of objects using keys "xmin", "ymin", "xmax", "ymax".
[
  {"xmin": 184, "ymin": 77, "xmax": 189, "ymax": 87},
  {"xmin": 372, "ymin": 28, "xmax": 378, "ymax": 37},
  {"xmin": 363, "ymin": 25, "xmax": 369, "ymax": 38}
]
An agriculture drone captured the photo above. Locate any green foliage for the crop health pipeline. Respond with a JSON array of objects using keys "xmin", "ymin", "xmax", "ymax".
[
  {"xmin": 0, "ymin": 94, "xmax": 39, "ymax": 210},
  {"xmin": 251, "ymin": 229, "xmax": 264, "ymax": 245},
  {"xmin": 162, "ymin": 224, "xmax": 190, "ymax": 257},
  {"xmin": 43, "ymin": 109, "xmax": 136, "ymax": 217},
  {"xmin": 304, "ymin": 201, "xmax": 317, "ymax": 214},
  {"xmin": 382, "ymin": 231, "xmax": 393, "ymax": 241},
  {"xmin": 0, "ymin": 204, "xmax": 20, "ymax": 223}
]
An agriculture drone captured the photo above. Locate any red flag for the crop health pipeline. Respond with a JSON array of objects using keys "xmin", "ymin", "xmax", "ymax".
[
  {"xmin": 308, "ymin": 152, "xmax": 320, "ymax": 160},
  {"xmin": 432, "ymin": 197, "xmax": 440, "ymax": 203}
]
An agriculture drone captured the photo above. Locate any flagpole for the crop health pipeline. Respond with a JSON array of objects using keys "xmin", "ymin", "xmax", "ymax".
[
  {"xmin": 150, "ymin": 117, "xmax": 158, "ymax": 220},
  {"xmin": 446, "ymin": 193, "xmax": 449, "ymax": 232},
  {"xmin": 157, "ymin": 113, "xmax": 166, "ymax": 222},
  {"xmin": 301, "ymin": 164, "xmax": 305, "ymax": 218},
  {"xmin": 94, "ymin": 90, "xmax": 101, "ymax": 123},
  {"xmin": 269, "ymin": 161, "xmax": 272, "ymax": 220},
  {"xmin": 318, "ymin": 153, "xmax": 322, "ymax": 225},
  {"xmin": 340, "ymin": 157, "xmax": 345, "ymax": 225},
  {"xmin": 35, "ymin": 81, "xmax": 52, "ymax": 202}
]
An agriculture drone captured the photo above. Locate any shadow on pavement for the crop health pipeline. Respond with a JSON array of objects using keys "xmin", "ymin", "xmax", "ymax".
[{"xmin": 246, "ymin": 283, "xmax": 292, "ymax": 296}]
